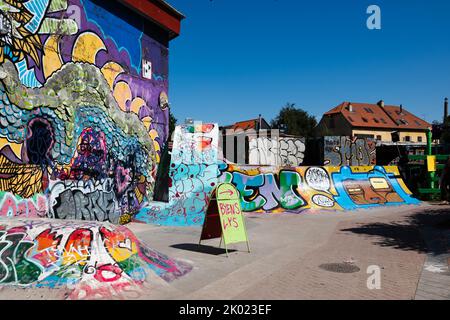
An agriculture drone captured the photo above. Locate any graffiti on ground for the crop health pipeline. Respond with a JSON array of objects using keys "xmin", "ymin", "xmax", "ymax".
[{"xmin": 0, "ymin": 219, "xmax": 192, "ymax": 299}]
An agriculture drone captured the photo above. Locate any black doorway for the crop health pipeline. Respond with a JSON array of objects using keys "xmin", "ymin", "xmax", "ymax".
[{"xmin": 26, "ymin": 118, "xmax": 54, "ymax": 166}]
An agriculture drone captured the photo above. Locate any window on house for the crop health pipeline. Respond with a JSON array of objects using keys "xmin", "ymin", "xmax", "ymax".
[
  {"xmin": 380, "ymin": 118, "xmax": 387, "ymax": 124},
  {"xmin": 404, "ymin": 136, "xmax": 411, "ymax": 142},
  {"xmin": 376, "ymin": 135, "xmax": 382, "ymax": 141},
  {"xmin": 362, "ymin": 117, "xmax": 368, "ymax": 123},
  {"xmin": 400, "ymin": 119, "xmax": 409, "ymax": 125},
  {"xmin": 414, "ymin": 120, "xmax": 421, "ymax": 126},
  {"xmin": 418, "ymin": 136, "xmax": 423, "ymax": 142},
  {"xmin": 355, "ymin": 134, "xmax": 374, "ymax": 139},
  {"xmin": 373, "ymin": 118, "xmax": 379, "ymax": 123},
  {"xmin": 364, "ymin": 107, "xmax": 374, "ymax": 114}
]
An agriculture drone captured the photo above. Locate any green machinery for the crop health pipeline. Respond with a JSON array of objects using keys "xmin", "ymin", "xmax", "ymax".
[{"xmin": 407, "ymin": 129, "xmax": 450, "ymax": 200}]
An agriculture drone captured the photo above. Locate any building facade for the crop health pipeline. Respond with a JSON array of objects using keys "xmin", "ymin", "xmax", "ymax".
[
  {"xmin": 0, "ymin": 0, "xmax": 183, "ymax": 224},
  {"xmin": 219, "ymin": 117, "xmax": 306, "ymax": 167},
  {"xmin": 316, "ymin": 101, "xmax": 431, "ymax": 144}
]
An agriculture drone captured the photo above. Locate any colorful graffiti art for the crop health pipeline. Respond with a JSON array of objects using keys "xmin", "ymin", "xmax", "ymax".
[
  {"xmin": 134, "ymin": 123, "xmax": 219, "ymax": 226},
  {"xmin": 324, "ymin": 136, "xmax": 376, "ymax": 166},
  {"xmin": 134, "ymin": 126, "xmax": 419, "ymax": 225},
  {"xmin": 219, "ymin": 163, "xmax": 420, "ymax": 213},
  {"xmin": 249, "ymin": 137, "xmax": 305, "ymax": 167},
  {"xmin": 0, "ymin": 218, "xmax": 192, "ymax": 299},
  {"xmin": 0, "ymin": 0, "xmax": 172, "ymax": 223}
]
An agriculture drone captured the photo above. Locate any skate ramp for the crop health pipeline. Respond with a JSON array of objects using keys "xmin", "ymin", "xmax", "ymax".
[
  {"xmin": 135, "ymin": 124, "xmax": 420, "ymax": 226},
  {"xmin": 134, "ymin": 123, "xmax": 219, "ymax": 226},
  {"xmin": 0, "ymin": 217, "xmax": 192, "ymax": 299},
  {"xmin": 218, "ymin": 163, "xmax": 420, "ymax": 212}
]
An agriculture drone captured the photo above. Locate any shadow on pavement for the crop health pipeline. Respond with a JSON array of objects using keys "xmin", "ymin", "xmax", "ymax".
[
  {"xmin": 171, "ymin": 243, "xmax": 237, "ymax": 255},
  {"xmin": 341, "ymin": 207, "xmax": 450, "ymax": 255}
]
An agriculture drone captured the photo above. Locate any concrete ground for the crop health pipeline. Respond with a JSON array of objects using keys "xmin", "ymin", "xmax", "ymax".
[{"xmin": 1, "ymin": 203, "xmax": 449, "ymax": 299}]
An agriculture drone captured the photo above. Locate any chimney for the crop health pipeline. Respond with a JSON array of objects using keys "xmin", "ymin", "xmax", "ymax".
[
  {"xmin": 258, "ymin": 114, "xmax": 262, "ymax": 131},
  {"xmin": 377, "ymin": 100, "xmax": 385, "ymax": 108},
  {"xmin": 400, "ymin": 104, "xmax": 403, "ymax": 114},
  {"xmin": 348, "ymin": 103, "xmax": 353, "ymax": 112},
  {"xmin": 445, "ymin": 97, "xmax": 448, "ymax": 122}
]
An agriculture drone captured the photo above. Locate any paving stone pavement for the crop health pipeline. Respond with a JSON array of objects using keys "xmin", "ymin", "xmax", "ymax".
[
  {"xmin": 234, "ymin": 208, "xmax": 427, "ymax": 299},
  {"xmin": 181, "ymin": 204, "xmax": 450, "ymax": 300},
  {"xmin": 0, "ymin": 203, "xmax": 449, "ymax": 299},
  {"xmin": 414, "ymin": 210, "xmax": 450, "ymax": 300}
]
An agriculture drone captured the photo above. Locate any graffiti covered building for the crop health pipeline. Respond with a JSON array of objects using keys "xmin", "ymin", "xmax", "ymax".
[
  {"xmin": 0, "ymin": 0, "xmax": 184, "ymax": 223},
  {"xmin": 323, "ymin": 136, "xmax": 376, "ymax": 166}
]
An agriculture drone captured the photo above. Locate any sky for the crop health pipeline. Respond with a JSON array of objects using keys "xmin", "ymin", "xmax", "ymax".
[{"xmin": 166, "ymin": 0, "xmax": 450, "ymax": 126}]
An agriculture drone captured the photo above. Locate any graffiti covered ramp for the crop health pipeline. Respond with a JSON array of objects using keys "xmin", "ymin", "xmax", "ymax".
[
  {"xmin": 0, "ymin": 217, "xmax": 192, "ymax": 300},
  {"xmin": 136, "ymin": 123, "xmax": 420, "ymax": 226},
  {"xmin": 219, "ymin": 164, "xmax": 421, "ymax": 213},
  {"xmin": 135, "ymin": 123, "xmax": 219, "ymax": 226}
]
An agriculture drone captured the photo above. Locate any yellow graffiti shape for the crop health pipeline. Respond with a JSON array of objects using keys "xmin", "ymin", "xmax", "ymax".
[
  {"xmin": 0, "ymin": 153, "xmax": 43, "ymax": 198},
  {"xmin": 113, "ymin": 81, "xmax": 132, "ymax": 112},
  {"xmin": 101, "ymin": 61, "xmax": 125, "ymax": 88},
  {"xmin": 0, "ymin": 138, "xmax": 23, "ymax": 160},
  {"xmin": 130, "ymin": 97, "xmax": 146, "ymax": 115},
  {"xmin": 72, "ymin": 32, "xmax": 107, "ymax": 64},
  {"xmin": 42, "ymin": 35, "xmax": 63, "ymax": 79}
]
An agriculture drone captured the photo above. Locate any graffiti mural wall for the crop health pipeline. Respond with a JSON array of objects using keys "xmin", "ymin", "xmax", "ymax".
[
  {"xmin": 134, "ymin": 124, "xmax": 419, "ymax": 226},
  {"xmin": 249, "ymin": 137, "xmax": 305, "ymax": 166},
  {"xmin": 0, "ymin": 0, "xmax": 173, "ymax": 223},
  {"xmin": 134, "ymin": 123, "xmax": 219, "ymax": 226},
  {"xmin": 219, "ymin": 163, "xmax": 419, "ymax": 213},
  {"xmin": 0, "ymin": 218, "xmax": 192, "ymax": 299},
  {"xmin": 324, "ymin": 136, "xmax": 376, "ymax": 166}
]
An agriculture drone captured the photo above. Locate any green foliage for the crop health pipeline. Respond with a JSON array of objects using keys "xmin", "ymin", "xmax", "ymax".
[
  {"xmin": 169, "ymin": 110, "xmax": 177, "ymax": 139},
  {"xmin": 440, "ymin": 117, "xmax": 450, "ymax": 144},
  {"xmin": 271, "ymin": 103, "xmax": 317, "ymax": 137}
]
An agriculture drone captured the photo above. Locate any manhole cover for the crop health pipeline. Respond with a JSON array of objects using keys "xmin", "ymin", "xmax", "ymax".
[{"xmin": 319, "ymin": 263, "xmax": 361, "ymax": 273}]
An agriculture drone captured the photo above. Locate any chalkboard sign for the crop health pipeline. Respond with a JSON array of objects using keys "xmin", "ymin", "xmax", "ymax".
[{"xmin": 199, "ymin": 183, "xmax": 250, "ymax": 256}]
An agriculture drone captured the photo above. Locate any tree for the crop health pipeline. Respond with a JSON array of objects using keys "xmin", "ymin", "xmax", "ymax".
[
  {"xmin": 169, "ymin": 110, "xmax": 177, "ymax": 140},
  {"xmin": 432, "ymin": 120, "xmax": 443, "ymax": 142},
  {"xmin": 271, "ymin": 103, "xmax": 317, "ymax": 137}
]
